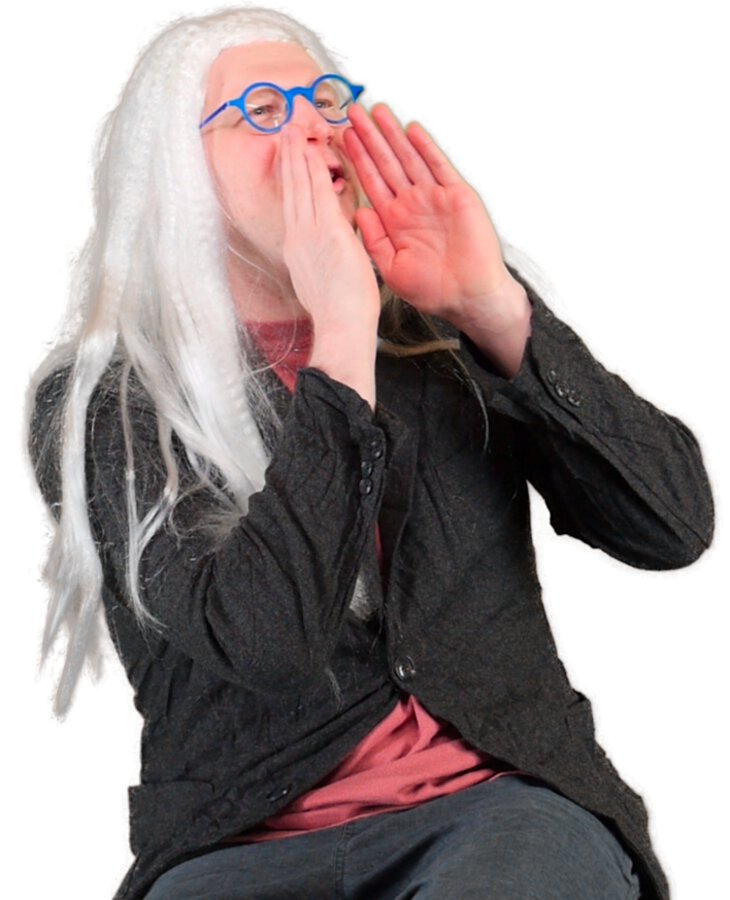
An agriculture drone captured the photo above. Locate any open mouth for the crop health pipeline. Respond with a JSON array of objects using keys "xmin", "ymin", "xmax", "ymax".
[{"xmin": 328, "ymin": 163, "xmax": 347, "ymax": 193}]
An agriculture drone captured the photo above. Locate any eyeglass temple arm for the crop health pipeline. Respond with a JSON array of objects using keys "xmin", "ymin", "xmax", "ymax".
[{"xmin": 199, "ymin": 102, "xmax": 229, "ymax": 130}]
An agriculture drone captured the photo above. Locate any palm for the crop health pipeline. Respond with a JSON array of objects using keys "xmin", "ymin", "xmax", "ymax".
[
  {"xmin": 362, "ymin": 180, "xmax": 503, "ymax": 313},
  {"xmin": 344, "ymin": 104, "xmax": 508, "ymax": 320}
]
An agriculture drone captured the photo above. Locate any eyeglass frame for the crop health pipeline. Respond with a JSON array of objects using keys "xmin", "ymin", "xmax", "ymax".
[{"xmin": 199, "ymin": 73, "xmax": 365, "ymax": 133}]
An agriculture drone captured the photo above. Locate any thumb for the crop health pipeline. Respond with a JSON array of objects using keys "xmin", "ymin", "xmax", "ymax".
[{"xmin": 355, "ymin": 207, "xmax": 395, "ymax": 276}]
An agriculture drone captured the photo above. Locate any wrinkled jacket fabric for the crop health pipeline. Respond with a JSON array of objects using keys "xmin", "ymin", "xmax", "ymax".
[{"xmin": 31, "ymin": 273, "xmax": 714, "ymax": 900}]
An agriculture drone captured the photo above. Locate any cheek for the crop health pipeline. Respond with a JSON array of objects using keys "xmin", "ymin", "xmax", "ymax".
[
  {"xmin": 204, "ymin": 135, "xmax": 279, "ymax": 213},
  {"xmin": 242, "ymin": 138, "xmax": 278, "ymax": 185}
]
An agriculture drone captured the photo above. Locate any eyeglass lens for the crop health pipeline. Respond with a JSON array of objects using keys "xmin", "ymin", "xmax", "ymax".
[{"xmin": 244, "ymin": 77, "xmax": 355, "ymax": 131}]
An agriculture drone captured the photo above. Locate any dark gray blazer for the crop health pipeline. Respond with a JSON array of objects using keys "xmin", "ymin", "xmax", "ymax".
[{"xmin": 31, "ymin": 273, "xmax": 714, "ymax": 900}]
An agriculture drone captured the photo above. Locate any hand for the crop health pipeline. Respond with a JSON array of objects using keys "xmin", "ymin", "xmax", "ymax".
[
  {"xmin": 280, "ymin": 124, "xmax": 380, "ymax": 407},
  {"xmin": 280, "ymin": 124, "xmax": 381, "ymax": 330},
  {"xmin": 343, "ymin": 103, "xmax": 517, "ymax": 328}
]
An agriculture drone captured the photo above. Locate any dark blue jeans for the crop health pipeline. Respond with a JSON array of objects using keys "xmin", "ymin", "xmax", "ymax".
[{"xmin": 145, "ymin": 775, "xmax": 643, "ymax": 899}]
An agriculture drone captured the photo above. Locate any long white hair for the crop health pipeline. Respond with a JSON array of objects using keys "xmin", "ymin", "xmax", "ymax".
[{"xmin": 27, "ymin": 6, "xmax": 361, "ymax": 719}]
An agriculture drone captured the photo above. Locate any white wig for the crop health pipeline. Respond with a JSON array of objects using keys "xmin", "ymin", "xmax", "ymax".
[{"xmin": 28, "ymin": 6, "xmax": 357, "ymax": 718}]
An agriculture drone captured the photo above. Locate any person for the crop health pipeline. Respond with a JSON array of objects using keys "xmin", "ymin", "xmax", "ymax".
[{"xmin": 26, "ymin": 6, "xmax": 714, "ymax": 900}]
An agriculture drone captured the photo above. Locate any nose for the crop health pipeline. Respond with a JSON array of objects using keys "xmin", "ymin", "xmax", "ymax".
[{"xmin": 288, "ymin": 96, "xmax": 333, "ymax": 143}]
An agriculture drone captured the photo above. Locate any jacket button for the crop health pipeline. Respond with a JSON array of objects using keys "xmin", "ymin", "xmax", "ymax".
[
  {"xmin": 369, "ymin": 439, "xmax": 384, "ymax": 460},
  {"xmin": 359, "ymin": 478, "xmax": 373, "ymax": 496},
  {"xmin": 394, "ymin": 656, "xmax": 417, "ymax": 681},
  {"xmin": 266, "ymin": 783, "xmax": 293, "ymax": 803},
  {"xmin": 567, "ymin": 390, "xmax": 582, "ymax": 407},
  {"xmin": 361, "ymin": 461, "xmax": 373, "ymax": 477},
  {"xmin": 555, "ymin": 382, "xmax": 567, "ymax": 398},
  {"xmin": 546, "ymin": 368, "xmax": 558, "ymax": 384}
]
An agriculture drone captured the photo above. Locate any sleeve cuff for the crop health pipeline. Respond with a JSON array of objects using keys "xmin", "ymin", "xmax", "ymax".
[
  {"xmin": 294, "ymin": 367, "xmax": 380, "ymax": 445},
  {"xmin": 458, "ymin": 267, "xmax": 663, "ymax": 446}
]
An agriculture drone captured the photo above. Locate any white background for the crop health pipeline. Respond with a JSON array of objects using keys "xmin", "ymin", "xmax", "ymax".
[{"xmin": 3, "ymin": 1, "xmax": 727, "ymax": 897}]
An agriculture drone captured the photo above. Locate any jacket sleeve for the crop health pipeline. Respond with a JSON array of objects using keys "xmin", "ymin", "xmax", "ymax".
[
  {"xmin": 31, "ymin": 367, "xmax": 391, "ymax": 695},
  {"xmin": 457, "ymin": 267, "xmax": 715, "ymax": 569}
]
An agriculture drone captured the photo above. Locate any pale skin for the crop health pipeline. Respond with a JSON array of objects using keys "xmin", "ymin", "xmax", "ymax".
[{"xmin": 201, "ymin": 42, "xmax": 532, "ymax": 410}]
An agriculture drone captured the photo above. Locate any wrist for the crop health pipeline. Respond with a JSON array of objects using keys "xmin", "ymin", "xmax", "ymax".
[
  {"xmin": 309, "ymin": 322, "xmax": 378, "ymax": 410},
  {"xmin": 454, "ymin": 278, "xmax": 533, "ymax": 379},
  {"xmin": 450, "ymin": 275, "xmax": 532, "ymax": 337}
]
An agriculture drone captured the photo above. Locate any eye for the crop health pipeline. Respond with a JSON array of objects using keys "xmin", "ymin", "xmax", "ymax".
[
  {"xmin": 250, "ymin": 104, "xmax": 275, "ymax": 119},
  {"xmin": 245, "ymin": 87, "xmax": 287, "ymax": 126},
  {"xmin": 313, "ymin": 79, "xmax": 352, "ymax": 120}
]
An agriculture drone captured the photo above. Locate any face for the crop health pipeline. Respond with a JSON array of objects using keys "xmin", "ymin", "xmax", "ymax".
[{"xmin": 201, "ymin": 41, "xmax": 362, "ymax": 278}]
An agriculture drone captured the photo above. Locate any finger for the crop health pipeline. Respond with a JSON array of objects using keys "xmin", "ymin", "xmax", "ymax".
[
  {"xmin": 281, "ymin": 126, "xmax": 314, "ymax": 229},
  {"xmin": 303, "ymin": 141, "xmax": 342, "ymax": 225},
  {"xmin": 355, "ymin": 206, "xmax": 395, "ymax": 275},
  {"xmin": 403, "ymin": 120, "xmax": 463, "ymax": 187},
  {"xmin": 342, "ymin": 126, "xmax": 394, "ymax": 216},
  {"xmin": 369, "ymin": 103, "xmax": 436, "ymax": 185},
  {"xmin": 280, "ymin": 125, "xmax": 300, "ymax": 229},
  {"xmin": 346, "ymin": 103, "xmax": 415, "ymax": 195}
]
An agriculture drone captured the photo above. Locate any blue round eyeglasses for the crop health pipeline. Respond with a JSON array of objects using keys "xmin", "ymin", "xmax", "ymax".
[{"xmin": 199, "ymin": 73, "xmax": 365, "ymax": 134}]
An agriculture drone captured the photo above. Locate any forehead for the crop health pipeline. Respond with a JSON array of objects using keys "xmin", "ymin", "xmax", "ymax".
[{"xmin": 206, "ymin": 41, "xmax": 324, "ymax": 100}]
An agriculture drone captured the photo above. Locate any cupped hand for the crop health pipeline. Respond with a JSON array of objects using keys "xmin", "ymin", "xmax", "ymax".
[
  {"xmin": 280, "ymin": 124, "xmax": 380, "ymax": 406},
  {"xmin": 344, "ymin": 103, "xmax": 513, "ymax": 326},
  {"xmin": 280, "ymin": 124, "xmax": 381, "ymax": 332}
]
